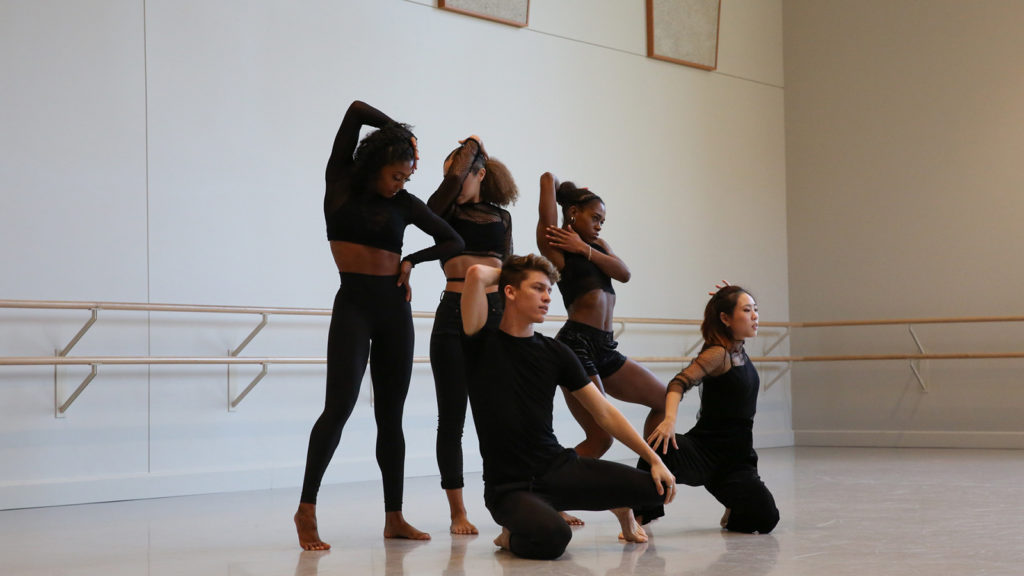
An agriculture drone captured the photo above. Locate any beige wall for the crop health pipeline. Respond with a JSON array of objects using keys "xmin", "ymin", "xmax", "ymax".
[{"xmin": 784, "ymin": 0, "xmax": 1024, "ymax": 447}]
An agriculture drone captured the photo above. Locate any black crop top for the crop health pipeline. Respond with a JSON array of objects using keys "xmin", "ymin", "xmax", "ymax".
[
  {"xmin": 427, "ymin": 139, "xmax": 513, "ymax": 266},
  {"xmin": 443, "ymin": 203, "xmax": 512, "ymax": 264},
  {"xmin": 557, "ymin": 242, "xmax": 615, "ymax": 309},
  {"xmin": 323, "ymin": 101, "xmax": 463, "ymax": 265}
]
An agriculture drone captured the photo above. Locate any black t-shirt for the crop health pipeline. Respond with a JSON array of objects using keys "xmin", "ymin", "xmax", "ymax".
[{"xmin": 463, "ymin": 326, "xmax": 590, "ymax": 485}]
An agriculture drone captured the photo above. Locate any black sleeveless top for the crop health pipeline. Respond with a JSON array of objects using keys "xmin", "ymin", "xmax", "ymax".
[
  {"xmin": 443, "ymin": 202, "xmax": 512, "ymax": 264},
  {"xmin": 557, "ymin": 242, "xmax": 615, "ymax": 309},
  {"xmin": 696, "ymin": 351, "xmax": 760, "ymax": 427}
]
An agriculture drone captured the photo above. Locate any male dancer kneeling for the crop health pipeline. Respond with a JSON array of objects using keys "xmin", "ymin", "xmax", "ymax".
[{"xmin": 461, "ymin": 255, "xmax": 676, "ymax": 560}]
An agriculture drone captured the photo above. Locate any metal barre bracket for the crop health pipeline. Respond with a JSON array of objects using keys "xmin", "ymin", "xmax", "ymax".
[
  {"xmin": 227, "ymin": 314, "xmax": 270, "ymax": 411},
  {"xmin": 908, "ymin": 325, "xmax": 928, "ymax": 392},
  {"xmin": 53, "ymin": 308, "xmax": 101, "ymax": 417}
]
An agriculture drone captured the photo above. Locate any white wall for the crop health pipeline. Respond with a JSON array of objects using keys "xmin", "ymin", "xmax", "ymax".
[
  {"xmin": 784, "ymin": 0, "xmax": 1024, "ymax": 447},
  {"xmin": 0, "ymin": 0, "xmax": 789, "ymax": 508}
]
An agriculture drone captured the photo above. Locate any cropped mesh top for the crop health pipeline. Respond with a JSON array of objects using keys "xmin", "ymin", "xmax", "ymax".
[
  {"xmin": 323, "ymin": 100, "xmax": 462, "ymax": 265},
  {"xmin": 427, "ymin": 139, "xmax": 512, "ymax": 266},
  {"xmin": 556, "ymin": 242, "xmax": 615, "ymax": 309}
]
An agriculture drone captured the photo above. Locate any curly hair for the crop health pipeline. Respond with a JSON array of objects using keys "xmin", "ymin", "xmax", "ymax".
[
  {"xmin": 702, "ymin": 285, "xmax": 754, "ymax": 350},
  {"xmin": 499, "ymin": 253, "xmax": 560, "ymax": 298},
  {"xmin": 352, "ymin": 121, "xmax": 416, "ymax": 192},
  {"xmin": 480, "ymin": 157, "xmax": 518, "ymax": 207},
  {"xmin": 555, "ymin": 181, "xmax": 603, "ymax": 225}
]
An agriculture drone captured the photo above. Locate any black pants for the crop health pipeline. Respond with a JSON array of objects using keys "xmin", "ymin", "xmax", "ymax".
[
  {"xmin": 300, "ymin": 273, "xmax": 413, "ymax": 511},
  {"xmin": 486, "ymin": 450, "xmax": 666, "ymax": 560},
  {"xmin": 636, "ymin": 423, "xmax": 779, "ymax": 533},
  {"xmin": 429, "ymin": 290, "xmax": 502, "ymax": 490}
]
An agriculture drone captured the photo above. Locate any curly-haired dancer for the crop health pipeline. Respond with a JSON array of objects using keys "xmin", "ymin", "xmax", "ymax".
[
  {"xmin": 427, "ymin": 136, "xmax": 517, "ymax": 534},
  {"xmin": 294, "ymin": 101, "xmax": 463, "ymax": 550}
]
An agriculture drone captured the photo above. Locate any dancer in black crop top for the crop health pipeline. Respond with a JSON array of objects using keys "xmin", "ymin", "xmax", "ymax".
[
  {"xmin": 537, "ymin": 172, "xmax": 668, "ymax": 526},
  {"xmin": 426, "ymin": 136, "xmax": 517, "ymax": 534},
  {"xmin": 639, "ymin": 285, "xmax": 779, "ymax": 533},
  {"xmin": 295, "ymin": 101, "xmax": 462, "ymax": 551}
]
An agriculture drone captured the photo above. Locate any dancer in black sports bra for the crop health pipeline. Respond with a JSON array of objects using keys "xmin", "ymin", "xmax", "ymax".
[
  {"xmin": 426, "ymin": 136, "xmax": 517, "ymax": 535},
  {"xmin": 536, "ymin": 173, "xmax": 668, "ymax": 526},
  {"xmin": 639, "ymin": 285, "xmax": 779, "ymax": 533},
  {"xmin": 294, "ymin": 100, "xmax": 463, "ymax": 551}
]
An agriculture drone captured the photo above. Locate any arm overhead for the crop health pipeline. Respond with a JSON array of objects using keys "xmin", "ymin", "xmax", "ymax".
[
  {"xmin": 427, "ymin": 137, "xmax": 486, "ymax": 219},
  {"xmin": 537, "ymin": 172, "xmax": 565, "ymax": 270},
  {"xmin": 462, "ymin": 264, "xmax": 501, "ymax": 336},
  {"xmin": 324, "ymin": 100, "xmax": 395, "ymax": 214}
]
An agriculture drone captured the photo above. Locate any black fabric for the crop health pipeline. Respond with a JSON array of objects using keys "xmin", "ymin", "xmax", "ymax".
[
  {"xmin": 323, "ymin": 100, "xmax": 462, "ymax": 264},
  {"xmin": 555, "ymin": 319, "xmax": 628, "ymax": 378},
  {"xmin": 696, "ymin": 349, "xmax": 760, "ymax": 424},
  {"xmin": 485, "ymin": 451, "xmax": 665, "ymax": 560},
  {"xmin": 430, "ymin": 290, "xmax": 503, "ymax": 490},
  {"xmin": 556, "ymin": 242, "xmax": 615, "ymax": 309},
  {"xmin": 462, "ymin": 327, "xmax": 589, "ymax": 486},
  {"xmin": 427, "ymin": 139, "xmax": 512, "ymax": 266},
  {"xmin": 634, "ymin": 361, "xmax": 779, "ymax": 533},
  {"xmin": 443, "ymin": 203, "xmax": 512, "ymax": 264},
  {"xmin": 300, "ymin": 273, "xmax": 414, "ymax": 511}
]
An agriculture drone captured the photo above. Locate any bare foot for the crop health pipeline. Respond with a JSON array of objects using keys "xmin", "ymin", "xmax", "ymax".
[
  {"xmin": 294, "ymin": 503, "xmax": 331, "ymax": 551},
  {"xmin": 450, "ymin": 513, "xmax": 479, "ymax": 535},
  {"xmin": 560, "ymin": 511, "xmax": 585, "ymax": 526},
  {"xmin": 445, "ymin": 489, "xmax": 479, "ymax": 535},
  {"xmin": 493, "ymin": 526, "xmax": 511, "ymax": 550},
  {"xmin": 383, "ymin": 511, "xmax": 431, "ymax": 540},
  {"xmin": 720, "ymin": 508, "xmax": 731, "ymax": 529},
  {"xmin": 612, "ymin": 508, "xmax": 648, "ymax": 543}
]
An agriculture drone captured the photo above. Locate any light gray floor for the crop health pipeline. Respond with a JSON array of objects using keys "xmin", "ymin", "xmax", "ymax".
[{"xmin": 3, "ymin": 447, "xmax": 1024, "ymax": 575}]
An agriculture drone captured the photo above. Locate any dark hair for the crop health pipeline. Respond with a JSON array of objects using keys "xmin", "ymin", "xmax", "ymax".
[
  {"xmin": 702, "ymin": 285, "xmax": 753, "ymax": 350},
  {"xmin": 480, "ymin": 157, "xmax": 518, "ymax": 207},
  {"xmin": 352, "ymin": 121, "xmax": 416, "ymax": 192},
  {"xmin": 555, "ymin": 181, "xmax": 603, "ymax": 226},
  {"xmin": 499, "ymin": 254, "xmax": 560, "ymax": 299}
]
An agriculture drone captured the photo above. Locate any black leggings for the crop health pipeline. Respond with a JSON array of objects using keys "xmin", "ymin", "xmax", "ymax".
[
  {"xmin": 636, "ymin": 424, "xmax": 779, "ymax": 533},
  {"xmin": 300, "ymin": 273, "xmax": 413, "ymax": 511},
  {"xmin": 485, "ymin": 450, "xmax": 666, "ymax": 560},
  {"xmin": 430, "ymin": 290, "xmax": 502, "ymax": 490}
]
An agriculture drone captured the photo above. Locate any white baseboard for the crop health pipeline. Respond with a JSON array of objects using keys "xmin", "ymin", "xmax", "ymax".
[
  {"xmin": 795, "ymin": 430, "xmax": 1024, "ymax": 449},
  {"xmin": 0, "ymin": 454, "xmax": 444, "ymax": 511}
]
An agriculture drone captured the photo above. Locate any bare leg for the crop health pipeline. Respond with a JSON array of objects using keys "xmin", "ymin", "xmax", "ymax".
[
  {"xmin": 493, "ymin": 526, "xmax": 512, "ymax": 550},
  {"xmin": 294, "ymin": 502, "xmax": 331, "ymax": 551},
  {"xmin": 602, "ymin": 359, "xmax": 668, "ymax": 438},
  {"xmin": 445, "ymin": 488, "xmax": 479, "ymax": 535},
  {"xmin": 383, "ymin": 511, "xmax": 431, "ymax": 540},
  {"xmin": 561, "ymin": 375, "xmax": 613, "ymax": 459},
  {"xmin": 612, "ymin": 508, "xmax": 648, "ymax": 543}
]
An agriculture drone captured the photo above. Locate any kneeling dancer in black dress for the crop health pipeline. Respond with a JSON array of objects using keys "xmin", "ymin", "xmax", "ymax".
[{"xmin": 640, "ymin": 285, "xmax": 780, "ymax": 534}]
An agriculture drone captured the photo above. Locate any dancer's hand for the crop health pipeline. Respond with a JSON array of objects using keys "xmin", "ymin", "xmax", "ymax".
[
  {"xmin": 545, "ymin": 226, "xmax": 588, "ymax": 255},
  {"xmin": 649, "ymin": 461, "xmax": 676, "ymax": 504},
  {"xmin": 646, "ymin": 418, "xmax": 678, "ymax": 454},
  {"xmin": 459, "ymin": 135, "xmax": 488, "ymax": 160},
  {"xmin": 410, "ymin": 136, "xmax": 419, "ymax": 173},
  {"xmin": 397, "ymin": 260, "xmax": 413, "ymax": 301},
  {"xmin": 709, "ymin": 279, "xmax": 730, "ymax": 295}
]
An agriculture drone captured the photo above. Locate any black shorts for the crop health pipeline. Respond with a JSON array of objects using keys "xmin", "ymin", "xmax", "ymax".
[{"xmin": 555, "ymin": 320, "xmax": 627, "ymax": 378}]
